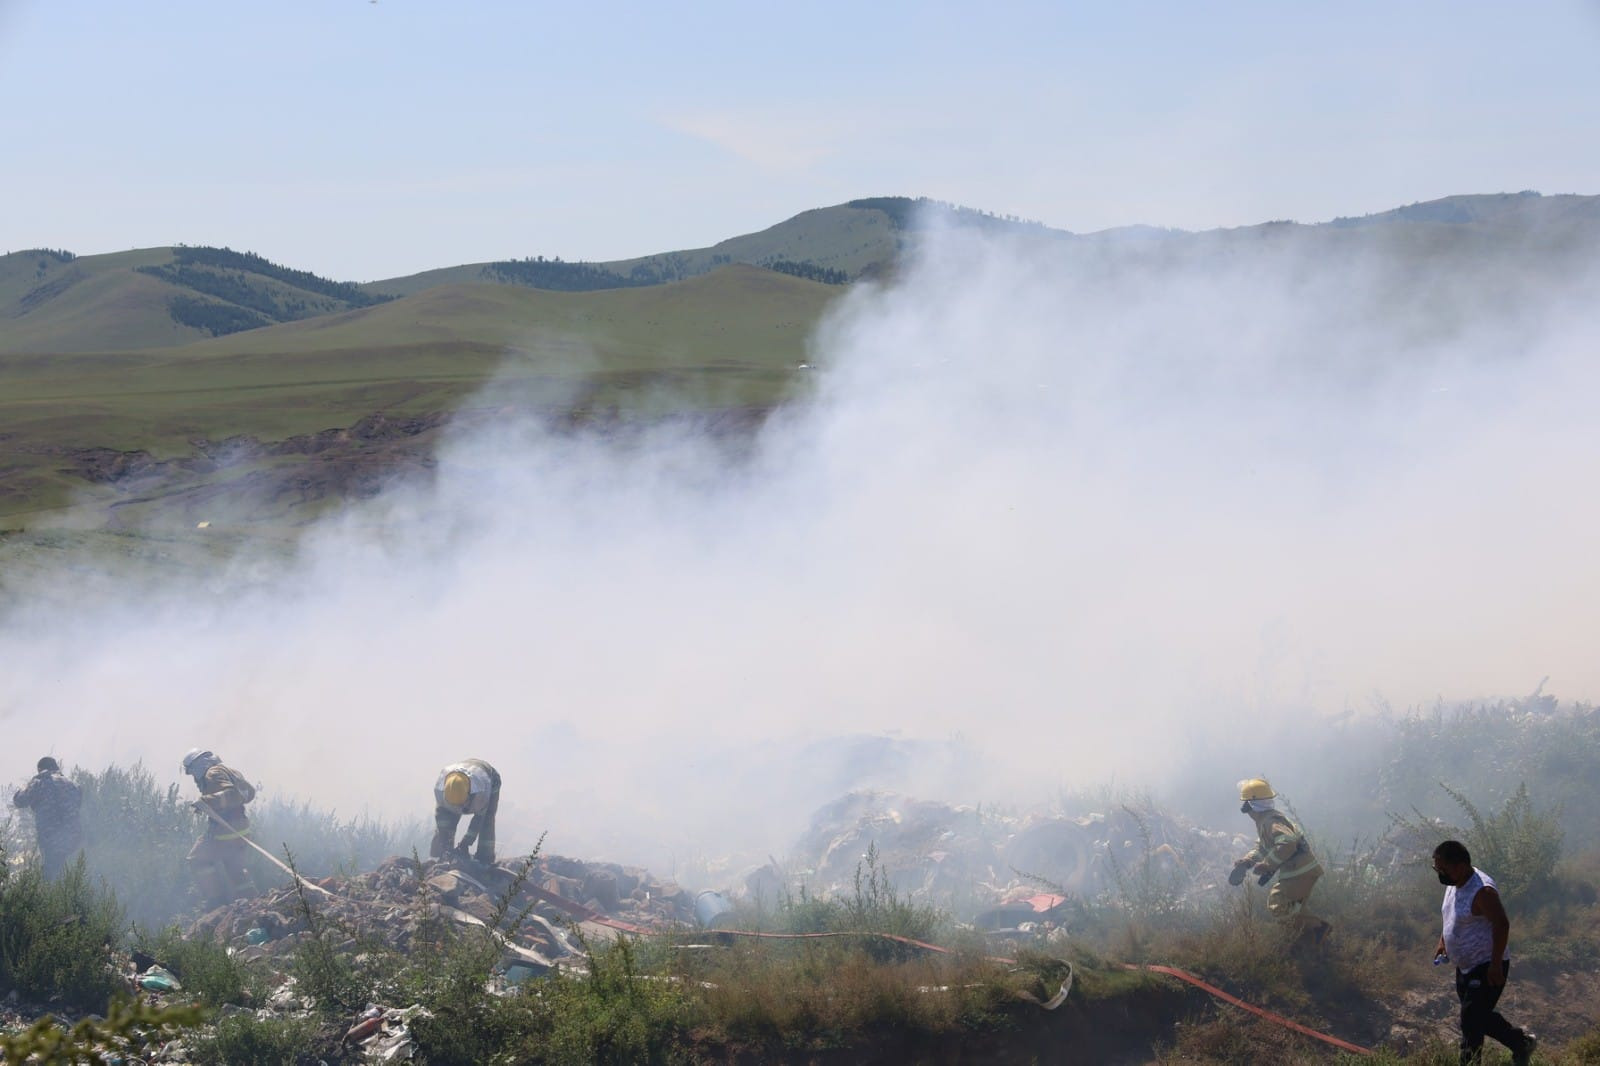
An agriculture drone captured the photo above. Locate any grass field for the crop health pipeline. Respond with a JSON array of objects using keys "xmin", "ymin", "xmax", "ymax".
[{"xmin": 0, "ymin": 265, "xmax": 839, "ymax": 527}]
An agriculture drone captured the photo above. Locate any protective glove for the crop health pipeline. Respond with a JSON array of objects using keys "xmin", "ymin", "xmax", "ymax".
[{"xmin": 1228, "ymin": 862, "xmax": 1249, "ymax": 886}]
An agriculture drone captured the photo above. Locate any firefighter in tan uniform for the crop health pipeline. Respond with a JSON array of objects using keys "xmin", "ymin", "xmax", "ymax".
[
  {"xmin": 182, "ymin": 748, "xmax": 257, "ymax": 908},
  {"xmin": 1230, "ymin": 778, "xmax": 1329, "ymax": 943}
]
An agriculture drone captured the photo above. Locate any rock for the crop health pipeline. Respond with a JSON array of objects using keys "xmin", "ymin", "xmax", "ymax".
[{"xmin": 424, "ymin": 872, "xmax": 465, "ymax": 903}]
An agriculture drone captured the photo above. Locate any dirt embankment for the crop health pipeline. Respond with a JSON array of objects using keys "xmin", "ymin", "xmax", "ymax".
[{"xmin": 26, "ymin": 404, "xmax": 776, "ymax": 529}]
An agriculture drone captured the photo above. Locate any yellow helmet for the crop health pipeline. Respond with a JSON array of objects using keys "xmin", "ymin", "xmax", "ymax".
[
  {"xmin": 443, "ymin": 771, "xmax": 471, "ymax": 809},
  {"xmin": 1237, "ymin": 778, "xmax": 1276, "ymax": 802}
]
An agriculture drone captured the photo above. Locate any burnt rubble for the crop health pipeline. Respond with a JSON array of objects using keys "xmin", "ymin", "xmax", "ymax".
[
  {"xmin": 187, "ymin": 852, "xmax": 694, "ymax": 969},
  {"xmin": 748, "ymin": 790, "xmax": 1247, "ymax": 928}
]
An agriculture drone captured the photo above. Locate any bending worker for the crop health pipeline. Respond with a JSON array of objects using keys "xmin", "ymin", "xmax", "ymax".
[
  {"xmin": 12, "ymin": 756, "xmax": 84, "ymax": 880},
  {"xmin": 182, "ymin": 748, "xmax": 257, "ymax": 908},
  {"xmin": 431, "ymin": 758, "xmax": 500, "ymax": 865},
  {"xmin": 1230, "ymin": 777, "xmax": 1329, "ymax": 944}
]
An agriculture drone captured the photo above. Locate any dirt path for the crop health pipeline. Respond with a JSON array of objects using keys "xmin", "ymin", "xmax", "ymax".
[{"xmin": 1380, "ymin": 959, "xmax": 1600, "ymax": 1055}]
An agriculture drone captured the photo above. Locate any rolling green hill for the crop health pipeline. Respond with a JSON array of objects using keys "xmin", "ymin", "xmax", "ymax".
[
  {"xmin": 0, "ymin": 245, "xmax": 390, "ymax": 354},
  {"xmin": 0, "ymin": 197, "xmax": 1035, "ymax": 354},
  {"xmin": 358, "ymin": 202, "xmax": 908, "ymax": 296},
  {"xmin": 363, "ymin": 197, "xmax": 1063, "ymax": 297},
  {"xmin": 0, "ymin": 265, "xmax": 838, "ymax": 526},
  {"xmin": 4, "ymin": 190, "xmax": 1598, "ymax": 538},
  {"xmin": 13, "ymin": 192, "xmax": 1593, "ymax": 360}
]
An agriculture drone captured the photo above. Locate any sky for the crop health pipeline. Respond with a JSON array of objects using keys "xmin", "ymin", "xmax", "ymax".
[
  {"xmin": 3, "ymin": 1, "xmax": 1600, "ymax": 870},
  {"xmin": 2, "ymin": 0, "xmax": 1598, "ymax": 281}
]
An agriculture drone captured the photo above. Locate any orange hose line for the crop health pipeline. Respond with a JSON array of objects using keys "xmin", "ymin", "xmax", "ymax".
[{"xmin": 1129, "ymin": 963, "xmax": 1373, "ymax": 1056}]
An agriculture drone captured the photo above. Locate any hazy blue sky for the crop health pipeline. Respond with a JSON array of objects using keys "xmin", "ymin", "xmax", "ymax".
[{"xmin": 3, "ymin": 1, "xmax": 1597, "ymax": 280}]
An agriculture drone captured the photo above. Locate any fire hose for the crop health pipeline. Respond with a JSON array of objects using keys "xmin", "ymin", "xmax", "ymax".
[
  {"xmin": 1128, "ymin": 963, "xmax": 1372, "ymax": 1056},
  {"xmin": 195, "ymin": 800, "xmax": 340, "ymax": 900}
]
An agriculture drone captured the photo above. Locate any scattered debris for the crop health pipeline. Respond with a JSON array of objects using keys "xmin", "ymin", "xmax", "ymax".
[
  {"xmin": 186, "ymin": 852, "xmax": 692, "ymax": 966},
  {"xmin": 754, "ymin": 790, "xmax": 1246, "ymax": 924}
]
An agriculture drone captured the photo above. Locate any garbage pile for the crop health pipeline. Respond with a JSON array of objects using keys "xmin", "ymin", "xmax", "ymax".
[
  {"xmin": 39, "ymin": 852, "xmax": 699, "ymax": 1063},
  {"xmin": 186, "ymin": 852, "xmax": 695, "ymax": 967},
  {"xmin": 751, "ymin": 790, "xmax": 1244, "ymax": 922}
]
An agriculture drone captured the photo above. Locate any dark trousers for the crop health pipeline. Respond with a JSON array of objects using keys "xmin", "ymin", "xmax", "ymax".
[
  {"xmin": 39, "ymin": 842, "xmax": 83, "ymax": 881},
  {"xmin": 1455, "ymin": 960, "xmax": 1530, "ymax": 1063},
  {"xmin": 466, "ymin": 776, "xmax": 500, "ymax": 864}
]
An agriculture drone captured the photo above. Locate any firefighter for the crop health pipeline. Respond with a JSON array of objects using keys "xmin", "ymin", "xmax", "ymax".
[
  {"xmin": 431, "ymin": 758, "xmax": 500, "ymax": 865},
  {"xmin": 11, "ymin": 756, "xmax": 83, "ymax": 879},
  {"xmin": 1229, "ymin": 777, "xmax": 1329, "ymax": 943},
  {"xmin": 182, "ymin": 748, "xmax": 257, "ymax": 908}
]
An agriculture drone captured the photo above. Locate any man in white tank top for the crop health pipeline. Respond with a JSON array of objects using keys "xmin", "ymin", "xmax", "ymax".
[{"xmin": 1432, "ymin": 839, "xmax": 1536, "ymax": 1066}]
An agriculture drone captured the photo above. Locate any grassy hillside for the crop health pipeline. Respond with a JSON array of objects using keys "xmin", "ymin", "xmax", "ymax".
[
  {"xmin": 0, "ymin": 249, "xmax": 198, "ymax": 351},
  {"xmin": 365, "ymin": 197, "xmax": 1064, "ymax": 297},
  {"xmin": 0, "ymin": 198, "xmax": 1037, "ymax": 353},
  {"xmin": 362, "ymin": 201, "xmax": 907, "ymax": 297},
  {"xmin": 5, "ymin": 189, "xmax": 1597, "ymax": 531},
  {"xmin": 0, "ymin": 265, "xmax": 838, "ymax": 526},
  {"xmin": 0, "ymin": 246, "xmax": 390, "ymax": 354},
  {"xmin": 1327, "ymin": 189, "xmax": 1600, "ymax": 229},
  {"xmin": 15, "ymin": 192, "xmax": 1592, "ymax": 358}
]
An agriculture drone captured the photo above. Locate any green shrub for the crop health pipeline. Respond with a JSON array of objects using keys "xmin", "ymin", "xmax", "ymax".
[
  {"xmin": 511, "ymin": 934, "xmax": 693, "ymax": 1066},
  {"xmin": 0, "ymin": 855, "xmax": 124, "ymax": 1011},
  {"xmin": 393, "ymin": 901, "xmax": 509, "ymax": 1062},
  {"xmin": 73, "ymin": 763, "xmax": 197, "ymax": 930},
  {"xmin": 1, "ymin": 811, "xmax": 28, "ymax": 871},
  {"xmin": 131, "ymin": 925, "xmax": 258, "ymax": 1009},
  {"xmin": 837, "ymin": 844, "xmax": 945, "ymax": 956},
  {"xmin": 284, "ymin": 857, "xmax": 397, "ymax": 1015},
  {"xmin": 187, "ymin": 1011, "xmax": 322, "ymax": 1066},
  {"xmin": 1561, "ymin": 1027, "xmax": 1600, "ymax": 1064},
  {"xmin": 1442, "ymin": 782, "xmax": 1563, "ymax": 906},
  {"xmin": 1377, "ymin": 700, "xmax": 1600, "ymax": 852},
  {"xmin": 0, "ymin": 996, "xmax": 203, "ymax": 1065},
  {"xmin": 1390, "ymin": 780, "xmax": 1566, "ymax": 913},
  {"xmin": 64, "ymin": 763, "xmax": 418, "ymax": 932}
]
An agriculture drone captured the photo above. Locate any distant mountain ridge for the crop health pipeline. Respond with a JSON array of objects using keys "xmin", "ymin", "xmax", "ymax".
[
  {"xmin": 355, "ymin": 196, "xmax": 1047, "ymax": 299},
  {"xmin": 3, "ymin": 192, "xmax": 1597, "ymax": 355},
  {"xmin": 3, "ymin": 190, "xmax": 1598, "ymax": 527}
]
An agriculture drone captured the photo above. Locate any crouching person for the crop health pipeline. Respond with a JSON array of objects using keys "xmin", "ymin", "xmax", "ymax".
[{"xmin": 431, "ymin": 758, "xmax": 500, "ymax": 865}]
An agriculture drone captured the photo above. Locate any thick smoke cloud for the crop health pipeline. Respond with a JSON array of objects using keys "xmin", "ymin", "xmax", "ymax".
[{"xmin": 4, "ymin": 216, "xmax": 1598, "ymax": 873}]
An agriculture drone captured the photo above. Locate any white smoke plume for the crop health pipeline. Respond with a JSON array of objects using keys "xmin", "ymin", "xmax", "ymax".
[{"xmin": 4, "ymin": 210, "xmax": 1598, "ymax": 873}]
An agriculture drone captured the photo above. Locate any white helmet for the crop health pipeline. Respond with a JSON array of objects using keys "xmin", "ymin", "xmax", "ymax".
[{"xmin": 182, "ymin": 748, "xmax": 217, "ymax": 775}]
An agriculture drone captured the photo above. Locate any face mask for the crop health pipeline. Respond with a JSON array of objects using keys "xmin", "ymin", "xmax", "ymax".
[
  {"xmin": 1437, "ymin": 871, "xmax": 1453, "ymax": 885},
  {"xmin": 1240, "ymin": 802, "xmax": 1252, "ymax": 814}
]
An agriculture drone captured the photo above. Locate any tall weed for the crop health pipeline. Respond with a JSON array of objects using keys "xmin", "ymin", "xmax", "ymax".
[
  {"xmin": 0, "ymin": 854, "xmax": 124, "ymax": 1011},
  {"xmin": 1441, "ymin": 782, "xmax": 1563, "ymax": 905},
  {"xmin": 132, "ymin": 924, "xmax": 259, "ymax": 1008}
]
